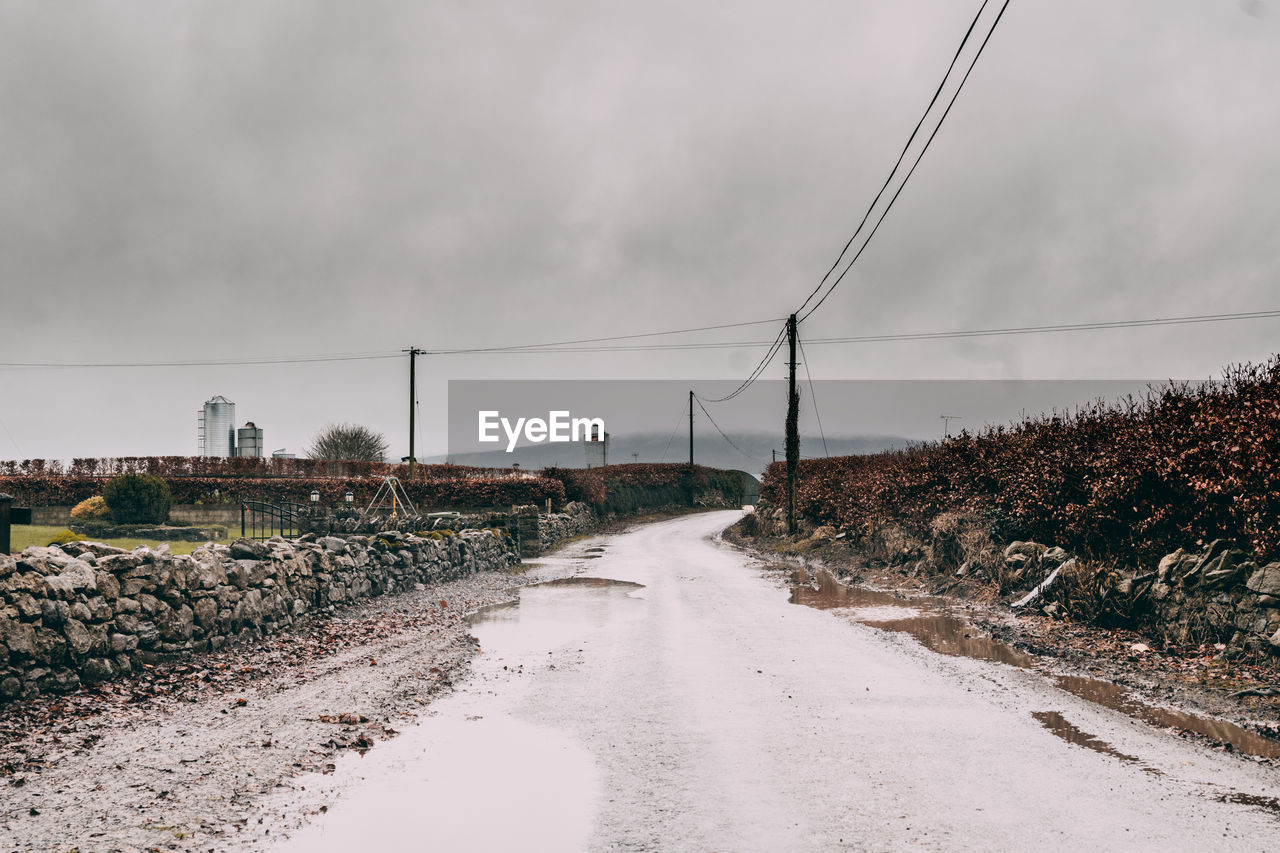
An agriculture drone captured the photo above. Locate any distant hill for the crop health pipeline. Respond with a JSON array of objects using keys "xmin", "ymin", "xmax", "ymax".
[{"xmin": 422, "ymin": 432, "xmax": 911, "ymax": 478}]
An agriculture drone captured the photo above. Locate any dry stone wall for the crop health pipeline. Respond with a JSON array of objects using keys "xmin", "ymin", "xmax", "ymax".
[
  {"xmin": 0, "ymin": 529, "xmax": 516, "ymax": 702},
  {"xmin": 753, "ymin": 503, "xmax": 1280, "ymax": 657}
]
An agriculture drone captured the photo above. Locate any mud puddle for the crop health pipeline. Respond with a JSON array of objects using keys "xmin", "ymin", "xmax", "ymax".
[
  {"xmin": 1051, "ymin": 674, "xmax": 1280, "ymax": 760},
  {"xmin": 1215, "ymin": 791, "xmax": 1280, "ymax": 818},
  {"xmin": 468, "ymin": 577, "xmax": 644, "ymax": 655},
  {"xmin": 1031, "ymin": 710, "xmax": 1148, "ymax": 767},
  {"xmin": 789, "ymin": 568, "xmax": 1280, "ymax": 760},
  {"xmin": 789, "ymin": 569, "xmax": 1035, "ymax": 669},
  {"xmin": 279, "ymin": 577, "xmax": 641, "ymax": 850}
]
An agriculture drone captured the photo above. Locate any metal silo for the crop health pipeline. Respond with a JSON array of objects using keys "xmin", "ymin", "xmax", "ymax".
[
  {"xmin": 236, "ymin": 422, "xmax": 263, "ymax": 458},
  {"xmin": 198, "ymin": 396, "xmax": 236, "ymax": 457}
]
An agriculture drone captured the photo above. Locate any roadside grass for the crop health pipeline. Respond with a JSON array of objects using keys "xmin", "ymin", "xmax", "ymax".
[{"xmin": 7, "ymin": 525, "xmax": 205, "ymax": 556}]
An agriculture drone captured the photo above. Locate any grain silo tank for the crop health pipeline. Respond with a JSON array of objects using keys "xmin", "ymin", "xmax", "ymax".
[
  {"xmin": 198, "ymin": 396, "xmax": 236, "ymax": 457},
  {"xmin": 236, "ymin": 422, "xmax": 264, "ymax": 458}
]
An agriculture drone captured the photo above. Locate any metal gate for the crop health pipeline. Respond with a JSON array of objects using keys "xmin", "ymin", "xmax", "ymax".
[{"xmin": 240, "ymin": 499, "xmax": 306, "ymax": 541}]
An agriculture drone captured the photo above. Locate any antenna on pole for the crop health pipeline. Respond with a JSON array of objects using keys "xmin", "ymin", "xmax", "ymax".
[{"xmin": 941, "ymin": 415, "xmax": 963, "ymax": 439}]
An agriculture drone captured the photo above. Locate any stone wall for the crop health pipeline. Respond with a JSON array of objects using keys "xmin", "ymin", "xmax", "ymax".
[
  {"xmin": 752, "ymin": 502, "xmax": 1280, "ymax": 658},
  {"xmin": 510, "ymin": 502, "xmax": 598, "ymax": 557},
  {"xmin": 534, "ymin": 502, "xmax": 598, "ymax": 554},
  {"xmin": 0, "ymin": 529, "xmax": 516, "ymax": 702},
  {"xmin": 1141, "ymin": 542, "xmax": 1280, "ymax": 655},
  {"xmin": 309, "ymin": 501, "xmax": 600, "ymax": 558},
  {"xmin": 961, "ymin": 538, "xmax": 1280, "ymax": 656}
]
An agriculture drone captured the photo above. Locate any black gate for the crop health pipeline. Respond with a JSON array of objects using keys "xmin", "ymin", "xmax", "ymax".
[{"xmin": 240, "ymin": 500, "xmax": 306, "ymax": 541}]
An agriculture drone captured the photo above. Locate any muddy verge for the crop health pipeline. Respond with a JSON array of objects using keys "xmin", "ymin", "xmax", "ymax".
[
  {"xmin": 724, "ymin": 525, "xmax": 1280, "ymax": 761},
  {"xmin": 0, "ymin": 567, "xmax": 536, "ymax": 852}
]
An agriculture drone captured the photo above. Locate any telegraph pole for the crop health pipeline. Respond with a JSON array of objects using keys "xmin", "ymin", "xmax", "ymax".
[
  {"xmin": 406, "ymin": 347, "xmax": 423, "ymax": 480},
  {"xmin": 786, "ymin": 314, "xmax": 799, "ymax": 535},
  {"xmin": 688, "ymin": 390, "xmax": 696, "ymax": 507},
  {"xmin": 688, "ymin": 390, "xmax": 694, "ymax": 467}
]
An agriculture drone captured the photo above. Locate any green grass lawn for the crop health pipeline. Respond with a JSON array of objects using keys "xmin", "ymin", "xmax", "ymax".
[{"xmin": 6, "ymin": 525, "xmax": 206, "ymax": 556}]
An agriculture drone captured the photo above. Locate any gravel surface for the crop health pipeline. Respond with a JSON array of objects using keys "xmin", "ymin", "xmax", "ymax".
[{"xmin": 0, "ymin": 566, "xmax": 539, "ymax": 852}]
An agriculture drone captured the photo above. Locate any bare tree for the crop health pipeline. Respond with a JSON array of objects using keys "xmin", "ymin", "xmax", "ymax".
[{"xmin": 308, "ymin": 423, "xmax": 389, "ymax": 462}]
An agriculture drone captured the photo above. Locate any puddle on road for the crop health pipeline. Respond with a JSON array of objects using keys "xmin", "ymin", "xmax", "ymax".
[
  {"xmin": 1215, "ymin": 791, "xmax": 1280, "ymax": 818},
  {"xmin": 468, "ymin": 577, "xmax": 645, "ymax": 656},
  {"xmin": 277, "ymin": 709, "xmax": 600, "ymax": 852},
  {"xmin": 789, "ymin": 569, "xmax": 1036, "ymax": 669},
  {"xmin": 789, "ymin": 568, "xmax": 1280, "ymax": 760},
  {"xmin": 281, "ymin": 577, "xmax": 640, "ymax": 851},
  {"xmin": 1051, "ymin": 674, "xmax": 1280, "ymax": 760},
  {"xmin": 1031, "ymin": 710, "xmax": 1144, "ymax": 765}
]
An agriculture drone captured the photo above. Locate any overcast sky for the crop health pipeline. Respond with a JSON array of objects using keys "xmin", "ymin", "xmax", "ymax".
[{"xmin": 1, "ymin": 0, "xmax": 1277, "ymax": 461}]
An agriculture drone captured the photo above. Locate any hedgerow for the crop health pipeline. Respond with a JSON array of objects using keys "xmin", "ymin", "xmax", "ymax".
[
  {"xmin": 0, "ymin": 474, "xmax": 564, "ymax": 510},
  {"xmin": 543, "ymin": 463, "xmax": 743, "ymax": 513},
  {"xmin": 0, "ymin": 459, "xmax": 743, "ymax": 514},
  {"xmin": 761, "ymin": 357, "xmax": 1280, "ymax": 566},
  {"xmin": 0, "ymin": 456, "xmax": 518, "ymax": 481}
]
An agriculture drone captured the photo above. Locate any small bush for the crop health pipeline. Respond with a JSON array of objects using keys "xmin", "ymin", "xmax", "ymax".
[
  {"xmin": 103, "ymin": 474, "xmax": 172, "ymax": 525},
  {"xmin": 45, "ymin": 528, "xmax": 83, "ymax": 546},
  {"xmin": 70, "ymin": 495, "xmax": 110, "ymax": 520}
]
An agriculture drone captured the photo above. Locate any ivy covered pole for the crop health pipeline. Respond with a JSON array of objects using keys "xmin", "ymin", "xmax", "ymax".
[{"xmin": 786, "ymin": 314, "xmax": 799, "ymax": 535}]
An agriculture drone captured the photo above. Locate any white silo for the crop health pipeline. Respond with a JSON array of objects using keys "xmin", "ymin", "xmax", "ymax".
[
  {"xmin": 236, "ymin": 422, "xmax": 264, "ymax": 458},
  {"xmin": 198, "ymin": 396, "xmax": 236, "ymax": 457}
]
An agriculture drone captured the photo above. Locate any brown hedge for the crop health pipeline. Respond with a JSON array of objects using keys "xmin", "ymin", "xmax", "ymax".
[
  {"xmin": 543, "ymin": 463, "xmax": 743, "ymax": 513},
  {"xmin": 0, "ymin": 456, "xmax": 516, "ymax": 481},
  {"xmin": 761, "ymin": 358, "xmax": 1280, "ymax": 566},
  {"xmin": 0, "ymin": 474, "xmax": 564, "ymax": 511}
]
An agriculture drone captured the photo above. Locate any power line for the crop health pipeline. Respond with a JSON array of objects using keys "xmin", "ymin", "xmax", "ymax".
[
  {"xmin": 693, "ymin": 395, "xmax": 765, "ymax": 462},
  {"xmin": 429, "ymin": 308, "xmax": 1280, "ymax": 354},
  {"xmin": 425, "ymin": 318, "xmax": 784, "ymax": 355},
  {"xmin": 801, "ymin": 0, "xmax": 1011, "ymax": 322},
  {"xmin": 794, "ymin": 0, "xmax": 994, "ymax": 318},
  {"xmin": 801, "ymin": 309, "xmax": 1280, "ymax": 345},
  {"xmin": 0, "ymin": 318, "xmax": 778, "ymax": 368},
  {"xmin": 797, "ymin": 336, "xmax": 829, "ymax": 457},
  {"xmin": 0, "ymin": 351, "xmax": 402, "ymax": 369},
  {"xmin": 660, "ymin": 397, "xmax": 689, "ymax": 463},
  {"xmin": 4, "ymin": 307, "xmax": 1276, "ymax": 370},
  {"xmin": 693, "ymin": 321, "xmax": 790, "ymax": 403},
  {"xmin": 697, "ymin": 0, "xmax": 1010, "ymax": 409}
]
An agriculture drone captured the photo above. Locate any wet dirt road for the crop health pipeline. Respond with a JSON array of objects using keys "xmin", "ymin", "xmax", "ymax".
[{"xmin": 278, "ymin": 511, "xmax": 1280, "ymax": 851}]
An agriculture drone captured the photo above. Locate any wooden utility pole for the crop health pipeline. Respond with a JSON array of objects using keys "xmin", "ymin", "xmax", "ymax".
[
  {"xmin": 688, "ymin": 390, "xmax": 695, "ymax": 467},
  {"xmin": 786, "ymin": 314, "xmax": 799, "ymax": 535},
  {"xmin": 686, "ymin": 390, "xmax": 697, "ymax": 507},
  {"xmin": 406, "ymin": 347, "xmax": 423, "ymax": 480}
]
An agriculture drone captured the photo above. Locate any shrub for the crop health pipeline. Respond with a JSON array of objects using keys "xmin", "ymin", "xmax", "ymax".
[
  {"xmin": 103, "ymin": 474, "xmax": 172, "ymax": 525},
  {"xmin": 541, "ymin": 463, "xmax": 743, "ymax": 513},
  {"xmin": 45, "ymin": 529, "xmax": 82, "ymax": 546},
  {"xmin": 70, "ymin": 495, "xmax": 110, "ymax": 520}
]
